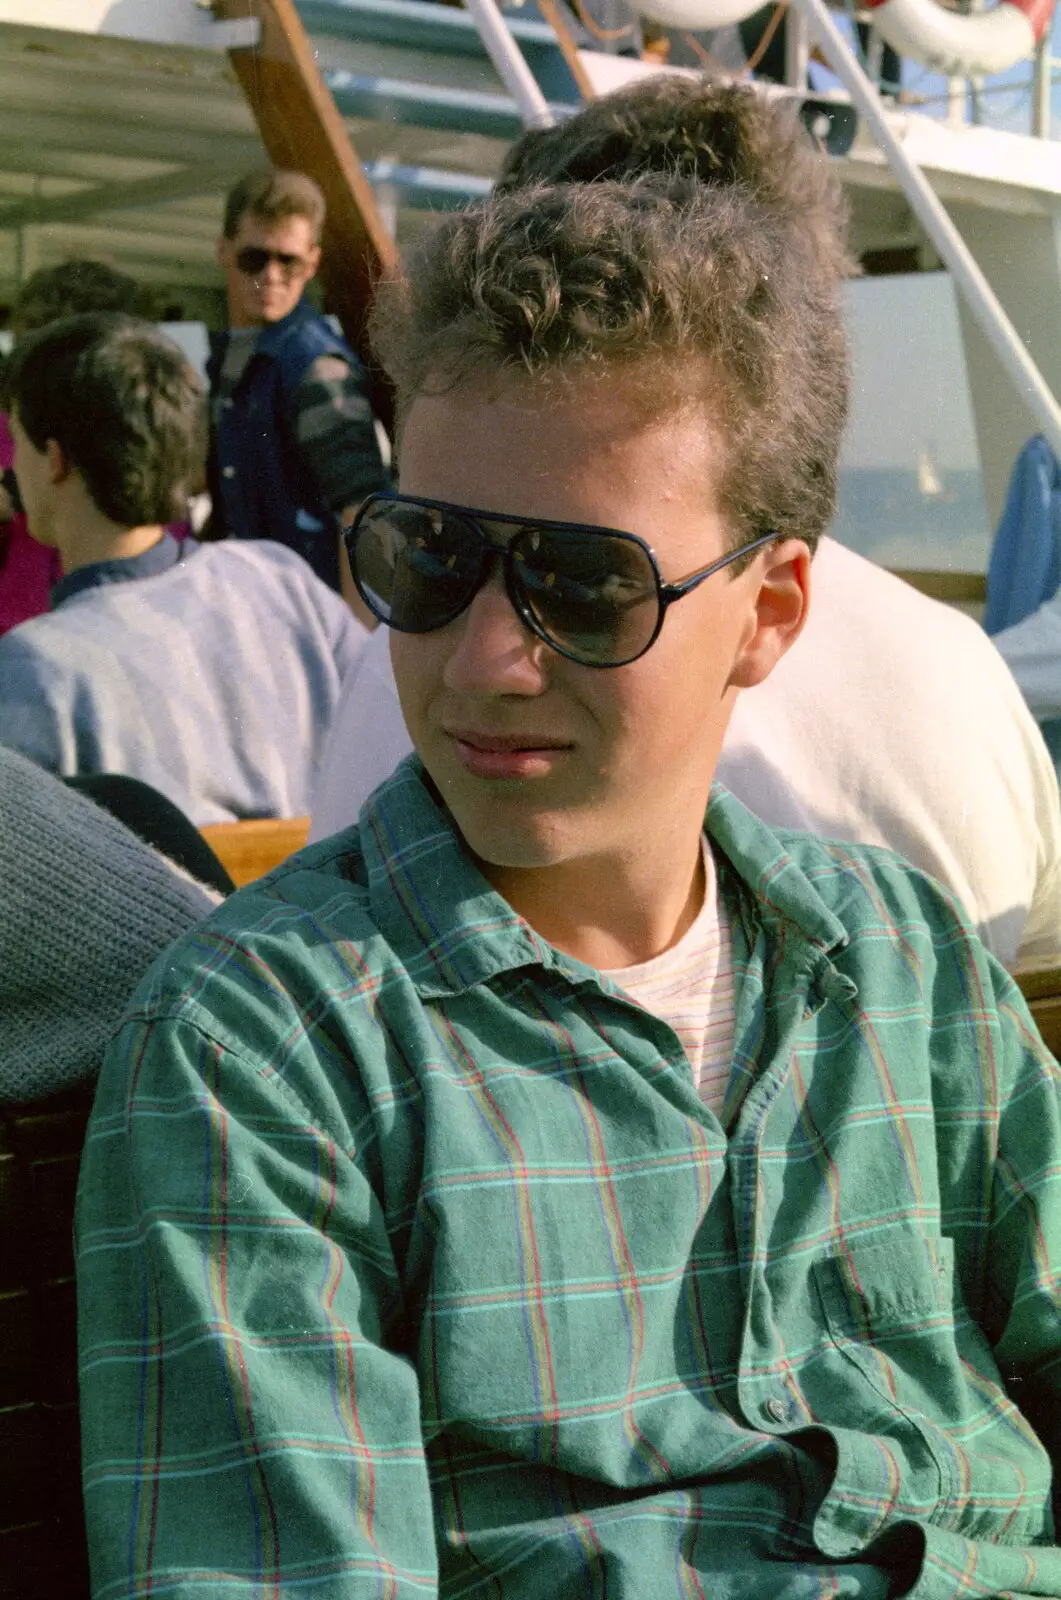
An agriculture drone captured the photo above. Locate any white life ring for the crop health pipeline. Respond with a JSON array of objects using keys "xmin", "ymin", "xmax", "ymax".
[
  {"xmin": 631, "ymin": 0, "xmax": 1053, "ymax": 77},
  {"xmin": 862, "ymin": 0, "xmax": 1052, "ymax": 77},
  {"xmin": 632, "ymin": 0, "xmax": 769, "ymax": 29}
]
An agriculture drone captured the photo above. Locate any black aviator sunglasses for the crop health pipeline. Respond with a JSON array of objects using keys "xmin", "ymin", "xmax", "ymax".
[
  {"xmin": 345, "ymin": 493, "xmax": 779, "ymax": 669},
  {"xmin": 234, "ymin": 246, "xmax": 310, "ymax": 278}
]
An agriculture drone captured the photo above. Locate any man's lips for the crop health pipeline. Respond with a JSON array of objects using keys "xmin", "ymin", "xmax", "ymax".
[
  {"xmin": 445, "ymin": 729, "xmax": 572, "ymax": 753},
  {"xmin": 444, "ymin": 728, "xmax": 573, "ymax": 779}
]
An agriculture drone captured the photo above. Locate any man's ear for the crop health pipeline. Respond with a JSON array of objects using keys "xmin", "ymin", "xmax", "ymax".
[
  {"xmin": 307, "ymin": 244, "xmax": 322, "ymax": 280},
  {"xmin": 45, "ymin": 438, "xmax": 71, "ymax": 486},
  {"xmin": 728, "ymin": 537, "xmax": 812, "ymax": 691}
]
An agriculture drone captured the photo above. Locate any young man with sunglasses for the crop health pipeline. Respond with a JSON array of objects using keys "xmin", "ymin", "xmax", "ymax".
[
  {"xmin": 78, "ymin": 91, "xmax": 1061, "ymax": 1600},
  {"xmin": 311, "ymin": 76, "xmax": 1061, "ymax": 974},
  {"xmin": 208, "ymin": 168, "xmax": 390, "ymax": 590}
]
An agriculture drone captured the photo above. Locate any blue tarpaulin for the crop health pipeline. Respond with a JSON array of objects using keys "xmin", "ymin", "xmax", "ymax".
[{"xmin": 984, "ymin": 435, "xmax": 1061, "ymax": 636}]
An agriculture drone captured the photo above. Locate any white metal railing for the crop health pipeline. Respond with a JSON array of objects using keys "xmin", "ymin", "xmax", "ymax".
[
  {"xmin": 795, "ymin": 0, "xmax": 1061, "ymax": 458},
  {"xmin": 461, "ymin": 0, "xmax": 557, "ymax": 126}
]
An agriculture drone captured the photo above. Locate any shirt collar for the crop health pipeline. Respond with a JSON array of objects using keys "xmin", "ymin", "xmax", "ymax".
[
  {"xmin": 358, "ymin": 756, "xmax": 850, "ymax": 1001},
  {"xmin": 253, "ymin": 297, "xmax": 317, "ymax": 357},
  {"xmin": 51, "ymin": 531, "xmax": 188, "ymax": 609}
]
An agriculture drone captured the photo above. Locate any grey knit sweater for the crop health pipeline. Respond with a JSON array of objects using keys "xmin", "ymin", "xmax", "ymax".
[{"xmin": 0, "ymin": 745, "xmax": 219, "ymax": 1102}]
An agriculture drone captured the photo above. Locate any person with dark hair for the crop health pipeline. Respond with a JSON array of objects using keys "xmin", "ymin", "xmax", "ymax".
[
  {"xmin": 0, "ymin": 259, "xmax": 154, "ymax": 638},
  {"xmin": 208, "ymin": 167, "xmax": 390, "ymax": 593},
  {"xmin": 10, "ymin": 257, "xmax": 151, "ymax": 338},
  {"xmin": 0, "ymin": 312, "xmax": 368, "ymax": 823},
  {"xmin": 78, "ymin": 86, "xmax": 1061, "ymax": 1598},
  {"xmin": 312, "ymin": 74, "xmax": 1061, "ymax": 972}
]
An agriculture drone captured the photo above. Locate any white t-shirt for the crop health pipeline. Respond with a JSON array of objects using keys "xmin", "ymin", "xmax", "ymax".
[
  {"xmin": 606, "ymin": 840, "xmax": 736, "ymax": 1116},
  {"xmin": 311, "ymin": 538, "xmax": 1061, "ymax": 970}
]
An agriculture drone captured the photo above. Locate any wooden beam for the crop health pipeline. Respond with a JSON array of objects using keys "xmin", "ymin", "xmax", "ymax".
[
  {"xmin": 211, "ymin": 0, "xmax": 399, "ymax": 426},
  {"xmin": 533, "ymin": 0, "xmax": 596, "ymax": 103},
  {"xmin": 0, "ymin": 163, "xmax": 235, "ymax": 232}
]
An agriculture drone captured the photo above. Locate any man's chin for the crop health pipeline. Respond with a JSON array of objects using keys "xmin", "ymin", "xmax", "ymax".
[
  {"xmin": 449, "ymin": 803, "xmax": 577, "ymax": 877},
  {"xmin": 422, "ymin": 755, "xmax": 587, "ymax": 873}
]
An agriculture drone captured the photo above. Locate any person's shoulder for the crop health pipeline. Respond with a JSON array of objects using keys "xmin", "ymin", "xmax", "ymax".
[
  {"xmin": 808, "ymin": 541, "xmax": 1032, "ymax": 736},
  {"xmin": 0, "ymin": 608, "xmax": 76, "ymax": 675},
  {"xmin": 279, "ymin": 306, "xmax": 354, "ymax": 368},
  {"xmin": 814, "ymin": 539, "xmax": 986, "ymax": 639},
  {"xmin": 199, "ymin": 538, "xmax": 310, "ymax": 578},
  {"xmin": 200, "ymin": 538, "xmax": 358, "ymax": 625},
  {"xmin": 192, "ymin": 539, "xmax": 330, "ymax": 603},
  {"xmin": 764, "ymin": 817, "xmax": 983, "ymax": 956},
  {"xmin": 121, "ymin": 827, "xmax": 394, "ymax": 1052}
]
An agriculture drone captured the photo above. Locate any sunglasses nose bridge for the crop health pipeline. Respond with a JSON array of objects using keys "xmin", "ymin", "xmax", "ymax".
[{"xmin": 450, "ymin": 529, "xmax": 537, "ymax": 643}]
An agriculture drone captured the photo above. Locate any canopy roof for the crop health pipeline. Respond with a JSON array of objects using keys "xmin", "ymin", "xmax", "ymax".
[{"xmin": 0, "ymin": 0, "xmax": 1058, "ymax": 323}]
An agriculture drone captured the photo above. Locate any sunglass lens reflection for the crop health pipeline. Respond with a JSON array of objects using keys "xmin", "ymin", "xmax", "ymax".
[
  {"xmin": 357, "ymin": 505, "xmax": 482, "ymax": 631},
  {"xmin": 513, "ymin": 528, "xmax": 658, "ymax": 664}
]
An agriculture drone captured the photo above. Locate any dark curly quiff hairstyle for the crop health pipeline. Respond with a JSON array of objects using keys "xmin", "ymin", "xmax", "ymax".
[
  {"xmin": 370, "ymin": 78, "xmax": 853, "ymax": 557},
  {"xmin": 5, "ymin": 313, "xmax": 206, "ymax": 528}
]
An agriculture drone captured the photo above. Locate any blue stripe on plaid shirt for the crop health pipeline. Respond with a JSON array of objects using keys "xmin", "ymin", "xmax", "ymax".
[{"xmin": 77, "ymin": 758, "xmax": 1061, "ymax": 1598}]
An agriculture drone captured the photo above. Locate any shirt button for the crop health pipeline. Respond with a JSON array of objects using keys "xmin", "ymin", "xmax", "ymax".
[
  {"xmin": 765, "ymin": 1397, "xmax": 790, "ymax": 1424},
  {"xmin": 222, "ymin": 465, "xmax": 236, "ymax": 478}
]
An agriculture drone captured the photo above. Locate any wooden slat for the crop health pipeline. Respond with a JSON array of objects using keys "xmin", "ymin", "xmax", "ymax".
[
  {"xmin": 0, "ymin": 1086, "xmax": 94, "ymax": 1597},
  {"xmin": 890, "ymin": 569, "xmax": 987, "ymax": 606},
  {"xmin": 534, "ymin": 0, "xmax": 596, "ymax": 101},
  {"xmin": 199, "ymin": 816, "xmax": 310, "ymax": 887},
  {"xmin": 1014, "ymin": 962, "xmax": 1061, "ymax": 1004},
  {"xmin": 212, "ymin": 0, "xmax": 399, "ymax": 430},
  {"xmin": 1014, "ymin": 963, "xmax": 1061, "ymax": 1061}
]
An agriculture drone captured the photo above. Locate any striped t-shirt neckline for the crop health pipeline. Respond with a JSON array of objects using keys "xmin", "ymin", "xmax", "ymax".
[{"xmin": 605, "ymin": 837, "xmax": 736, "ymax": 1115}]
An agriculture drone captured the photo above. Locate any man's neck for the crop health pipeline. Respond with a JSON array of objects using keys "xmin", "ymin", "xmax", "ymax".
[
  {"xmin": 480, "ymin": 833, "xmax": 708, "ymax": 971},
  {"xmin": 56, "ymin": 518, "xmax": 166, "ymax": 577}
]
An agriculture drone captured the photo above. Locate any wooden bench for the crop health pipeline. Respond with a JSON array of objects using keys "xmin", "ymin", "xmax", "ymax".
[
  {"xmin": 0, "ymin": 1085, "xmax": 94, "ymax": 1598},
  {"xmin": 199, "ymin": 815, "xmax": 310, "ymax": 888},
  {"xmin": 1014, "ymin": 964, "xmax": 1061, "ymax": 1061}
]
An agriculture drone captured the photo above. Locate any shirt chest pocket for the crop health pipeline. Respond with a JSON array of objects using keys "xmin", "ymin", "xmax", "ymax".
[
  {"xmin": 808, "ymin": 1233, "xmax": 1050, "ymax": 1535},
  {"xmin": 811, "ymin": 1234, "xmax": 959, "ymax": 1420}
]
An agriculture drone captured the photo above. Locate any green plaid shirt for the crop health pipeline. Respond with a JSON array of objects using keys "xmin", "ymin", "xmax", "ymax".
[{"xmin": 77, "ymin": 758, "xmax": 1061, "ymax": 1599}]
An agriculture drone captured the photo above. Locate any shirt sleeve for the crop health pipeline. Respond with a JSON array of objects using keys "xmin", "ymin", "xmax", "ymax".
[
  {"xmin": 293, "ymin": 353, "xmax": 392, "ymax": 515},
  {"xmin": 76, "ymin": 1006, "xmax": 438, "ymax": 1598},
  {"xmin": 983, "ymin": 966, "xmax": 1061, "ymax": 1476}
]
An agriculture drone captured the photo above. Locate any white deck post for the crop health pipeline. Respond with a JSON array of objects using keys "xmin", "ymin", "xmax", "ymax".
[{"xmin": 461, "ymin": 0, "xmax": 557, "ymax": 128}]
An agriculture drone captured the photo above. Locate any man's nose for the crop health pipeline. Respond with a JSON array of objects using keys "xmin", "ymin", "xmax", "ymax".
[{"xmin": 441, "ymin": 563, "xmax": 547, "ymax": 697}]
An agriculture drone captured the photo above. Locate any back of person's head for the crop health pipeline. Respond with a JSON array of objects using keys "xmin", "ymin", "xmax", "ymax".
[
  {"xmin": 222, "ymin": 168, "xmax": 327, "ymax": 243},
  {"xmin": 372, "ymin": 80, "xmax": 851, "ymax": 556},
  {"xmin": 497, "ymin": 76, "xmax": 852, "ymax": 282},
  {"xmin": 11, "ymin": 259, "xmax": 151, "ymax": 340},
  {"xmin": 4, "ymin": 313, "xmax": 206, "ymax": 528}
]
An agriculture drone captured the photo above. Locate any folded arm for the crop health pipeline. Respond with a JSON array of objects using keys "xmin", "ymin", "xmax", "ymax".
[{"xmin": 77, "ymin": 1008, "xmax": 437, "ymax": 1598}]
